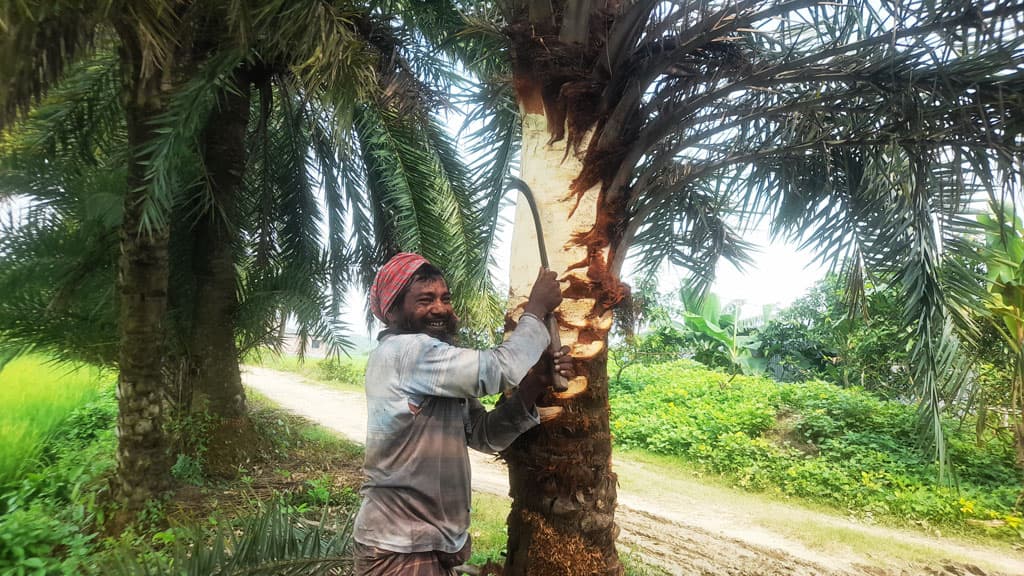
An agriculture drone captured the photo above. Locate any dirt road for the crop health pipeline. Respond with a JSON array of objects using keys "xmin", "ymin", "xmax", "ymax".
[{"xmin": 242, "ymin": 366, "xmax": 1023, "ymax": 576}]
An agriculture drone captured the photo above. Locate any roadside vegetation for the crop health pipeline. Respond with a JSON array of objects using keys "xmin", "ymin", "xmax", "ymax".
[
  {"xmin": 610, "ymin": 360, "xmax": 1020, "ymax": 542},
  {"xmin": 0, "ymin": 356, "xmax": 110, "ymax": 485},
  {"xmin": 0, "ymin": 355, "xmax": 368, "ymax": 575},
  {"xmin": 0, "ymin": 354, "xmax": 669, "ymax": 574},
  {"xmin": 256, "ymin": 272, "xmax": 1023, "ymax": 547},
  {"xmin": 262, "ymin": 350, "xmax": 1022, "ymax": 546}
]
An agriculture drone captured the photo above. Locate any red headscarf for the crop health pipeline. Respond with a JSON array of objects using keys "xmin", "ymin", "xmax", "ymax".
[{"xmin": 369, "ymin": 252, "xmax": 431, "ymax": 321}]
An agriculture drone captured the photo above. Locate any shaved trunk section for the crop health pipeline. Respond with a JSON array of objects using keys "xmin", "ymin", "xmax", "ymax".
[{"xmin": 503, "ymin": 105, "xmax": 623, "ymax": 575}]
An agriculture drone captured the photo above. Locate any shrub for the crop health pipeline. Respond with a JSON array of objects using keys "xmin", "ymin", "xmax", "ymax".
[
  {"xmin": 0, "ymin": 387, "xmax": 116, "ymax": 575},
  {"xmin": 315, "ymin": 357, "xmax": 365, "ymax": 385},
  {"xmin": 610, "ymin": 360, "xmax": 1021, "ymax": 541}
]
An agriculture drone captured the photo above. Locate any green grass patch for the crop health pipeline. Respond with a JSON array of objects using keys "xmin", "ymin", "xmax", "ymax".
[
  {"xmin": 249, "ymin": 352, "xmax": 366, "ymax": 393},
  {"xmin": 0, "ymin": 356, "xmax": 111, "ymax": 485},
  {"xmin": 0, "ymin": 380, "xmax": 117, "ymax": 575},
  {"xmin": 468, "ymin": 491, "xmax": 511, "ymax": 565},
  {"xmin": 610, "ymin": 360, "xmax": 1023, "ymax": 542}
]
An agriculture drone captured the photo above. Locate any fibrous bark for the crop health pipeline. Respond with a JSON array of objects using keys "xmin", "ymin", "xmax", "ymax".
[
  {"xmin": 188, "ymin": 70, "xmax": 251, "ymax": 422},
  {"xmin": 111, "ymin": 22, "xmax": 174, "ymax": 512},
  {"xmin": 183, "ymin": 69, "xmax": 258, "ymax": 475}
]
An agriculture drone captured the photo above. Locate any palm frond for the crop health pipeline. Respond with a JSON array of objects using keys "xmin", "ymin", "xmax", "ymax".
[
  {"xmin": 107, "ymin": 503, "xmax": 355, "ymax": 576},
  {"xmin": 0, "ymin": 202, "xmax": 119, "ymax": 366},
  {"xmin": 137, "ymin": 50, "xmax": 248, "ymax": 235},
  {"xmin": 354, "ymin": 100, "xmax": 501, "ymax": 329},
  {"xmin": 0, "ymin": 1, "xmax": 108, "ymax": 130},
  {"xmin": 236, "ymin": 78, "xmax": 354, "ymax": 358},
  {"xmin": 255, "ymin": 0, "xmax": 377, "ymax": 114},
  {"xmin": 0, "ymin": 51, "xmax": 123, "ymax": 209}
]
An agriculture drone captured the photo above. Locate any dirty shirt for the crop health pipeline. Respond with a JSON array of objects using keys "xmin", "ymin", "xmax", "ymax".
[{"xmin": 353, "ymin": 313, "xmax": 549, "ymax": 554}]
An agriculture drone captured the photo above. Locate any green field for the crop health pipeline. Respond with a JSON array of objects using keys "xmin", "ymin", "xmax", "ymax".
[{"xmin": 0, "ymin": 356, "xmax": 111, "ymax": 484}]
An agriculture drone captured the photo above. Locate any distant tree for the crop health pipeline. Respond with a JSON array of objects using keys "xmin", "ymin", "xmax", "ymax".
[
  {"xmin": 758, "ymin": 276, "xmax": 909, "ymax": 393},
  {"xmin": 973, "ymin": 205, "xmax": 1024, "ymax": 468}
]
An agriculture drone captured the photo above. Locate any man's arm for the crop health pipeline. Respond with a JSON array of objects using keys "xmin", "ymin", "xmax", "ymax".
[
  {"xmin": 402, "ymin": 268, "xmax": 562, "ymax": 398},
  {"xmin": 463, "ymin": 347, "xmax": 575, "ymax": 453},
  {"xmin": 401, "ymin": 313, "xmax": 548, "ymax": 398},
  {"xmin": 463, "ymin": 394, "xmax": 537, "ymax": 454}
]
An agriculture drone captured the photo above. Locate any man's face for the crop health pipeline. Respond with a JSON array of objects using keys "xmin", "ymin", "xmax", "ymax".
[{"xmin": 389, "ymin": 277, "xmax": 458, "ymax": 343}]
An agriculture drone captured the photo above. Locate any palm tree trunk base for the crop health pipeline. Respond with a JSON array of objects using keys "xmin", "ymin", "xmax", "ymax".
[
  {"xmin": 203, "ymin": 415, "xmax": 261, "ymax": 478},
  {"xmin": 506, "ymin": 509, "xmax": 618, "ymax": 576}
]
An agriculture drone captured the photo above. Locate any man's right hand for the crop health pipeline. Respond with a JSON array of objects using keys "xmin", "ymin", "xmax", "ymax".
[{"xmin": 524, "ymin": 267, "xmax": 562, "ymax": 317}]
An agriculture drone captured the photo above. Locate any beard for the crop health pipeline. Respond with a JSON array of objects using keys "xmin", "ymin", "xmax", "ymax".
[{"xmin": 395, "ymin": 313, "xmax": 458, "ymax": 344}]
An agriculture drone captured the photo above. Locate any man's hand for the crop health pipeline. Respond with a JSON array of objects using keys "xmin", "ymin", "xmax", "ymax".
[
  {"xmin": 552, "ymin": 346, "xmax": 574, "ymax": 379},
  {"xmin": 519, "ymin": 346, "xmax": 574, "ymax": 409},
  {"xmin": 523, "ymin": 267, "xmax": 562, "ymax": 318}
]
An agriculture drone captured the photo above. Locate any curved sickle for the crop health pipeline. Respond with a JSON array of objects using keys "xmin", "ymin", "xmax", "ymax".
[
  {"xmin": 505, "ymin": 177, "xmax": 569, "ymax": 393},
  {"xmin": 505, "ymin": 177, "xmax": 550, "ymax": 269}
]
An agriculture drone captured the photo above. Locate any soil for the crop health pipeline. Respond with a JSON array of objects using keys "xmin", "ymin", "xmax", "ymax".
[{"xmin": 242, "ymin": 366, "xmax": 1024, "ymax": 576}]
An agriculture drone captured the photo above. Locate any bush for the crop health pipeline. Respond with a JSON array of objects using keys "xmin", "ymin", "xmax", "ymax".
[
  {"xmin": 0, "ymin": 387, "xmax": 116, "ymax": 575},
  {"xmin": 315, "ymin": 358, "xmax": 365, "ymax": 386},
  {"xmin": 610, "ymin": 360, "xmax": 1022, "ymax": 540}
]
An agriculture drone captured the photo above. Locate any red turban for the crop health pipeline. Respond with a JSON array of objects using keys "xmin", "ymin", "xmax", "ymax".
[{"xmin": 369, "ymin": 252, "xmax": 430, "ymax": 321}]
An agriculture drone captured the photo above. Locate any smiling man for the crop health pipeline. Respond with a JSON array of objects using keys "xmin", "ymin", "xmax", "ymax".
[{"xmin": 353, "ymin": 252, "xmax": 570, "ymax": 576}]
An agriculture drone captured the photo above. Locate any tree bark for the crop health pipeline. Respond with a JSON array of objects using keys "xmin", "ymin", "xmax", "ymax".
[
  {"xmin": 177, "ymin": 70, "xmax": 260, "ymax": 476},
  {"xmin": 188, "ymin": 70, "xmax": 251, "ymax": 421},
  {"xmin": 111, "ymin": 24, "xmax": 173, "ymax": 512},
  {"xmin": 504, "ymin": 355, "xmax": 621, "ymax": 576},
  {"xmin": 502, "ymin": 78, "xmax": 624, "ymax": 575}
]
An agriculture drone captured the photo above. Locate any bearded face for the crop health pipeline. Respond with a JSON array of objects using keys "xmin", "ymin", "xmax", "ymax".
[{"xmin": 388, "ymin": 277, "xmax": 458, "ymax": 343}]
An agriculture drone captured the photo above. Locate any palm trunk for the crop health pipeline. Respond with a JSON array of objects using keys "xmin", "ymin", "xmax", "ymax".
[
  {"xmin": 111, "ymin": 25, "xmax": 173, "ymax": 512},
  {"xmin": 185, "ymin": 71, "xmax": 257, "ymax": 475},
  {"xmin": 189, "ymin": 71, "xmax": 251, "ymax": 421},
  {"xmin": 505, "ymin": 356, "xmax": 620, "ymax": 576},
  {"xmin": 503, "ymin": 97, "xmax": 623, "ymax": 575}
]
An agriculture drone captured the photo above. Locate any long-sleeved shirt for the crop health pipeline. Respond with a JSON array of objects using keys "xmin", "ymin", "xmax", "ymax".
[{"xmin": 353, "ymin": 313, "xmax": 549, "ymax": 554}]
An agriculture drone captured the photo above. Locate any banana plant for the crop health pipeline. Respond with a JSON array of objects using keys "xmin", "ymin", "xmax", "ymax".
[
  {"xmin": 977, "ymin": 203, "xmax": 1024, "ymax": 468},
  {"xmin": 679, "ymin": 289, "xmax": 766, "ymax": 376}
]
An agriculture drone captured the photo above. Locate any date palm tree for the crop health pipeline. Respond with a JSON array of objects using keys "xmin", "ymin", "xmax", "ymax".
[
  {"xmin": 390, "ymin": 1, "xmax": 1024, "ymax": 573},
  {"xmin": 1, "ymin": 0, "xmax": 497, "ymax": 511}
]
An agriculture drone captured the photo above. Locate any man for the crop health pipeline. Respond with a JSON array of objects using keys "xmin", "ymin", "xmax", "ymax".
[{"xmin": 353, "ymin": 252, "xmax": 571, "ymax": 576}]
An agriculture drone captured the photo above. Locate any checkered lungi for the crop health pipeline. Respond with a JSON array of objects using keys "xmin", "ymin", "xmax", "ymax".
[{"xmin": 353, "ymin": 539, "xmax": 471, "ymax": 576}]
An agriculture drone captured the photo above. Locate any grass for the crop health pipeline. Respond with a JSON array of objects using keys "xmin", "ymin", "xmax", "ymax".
[
  {"xmin": 0, "ymin": 355, "xmax": 110, "ymax": 484},
  {"xmin": 468, "ymin": 492, "xmax": 512, "ymax": 565},
  {"xmin": 248, "ymin": 352, "xmax": 366, "ymax": 393}
]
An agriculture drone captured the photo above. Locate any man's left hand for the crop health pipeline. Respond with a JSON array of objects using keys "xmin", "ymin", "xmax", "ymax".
[
  {"xmin": 552, "ymin": 346, "xmax": 574, "ymax": 379},
  {"xmin": 519, "ymin": 346, "xmax": 574, "ymax": 409}
]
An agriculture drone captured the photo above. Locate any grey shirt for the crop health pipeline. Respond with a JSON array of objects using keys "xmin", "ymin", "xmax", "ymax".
[{"xmin": 353, "ymin": 313, "xmax": 549, "ymax": 554}]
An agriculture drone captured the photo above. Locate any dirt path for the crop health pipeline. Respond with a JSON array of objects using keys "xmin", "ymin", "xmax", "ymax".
[{"xmin": 242, "ymin": 366, "xmax": 1023, "ymax": 576}]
